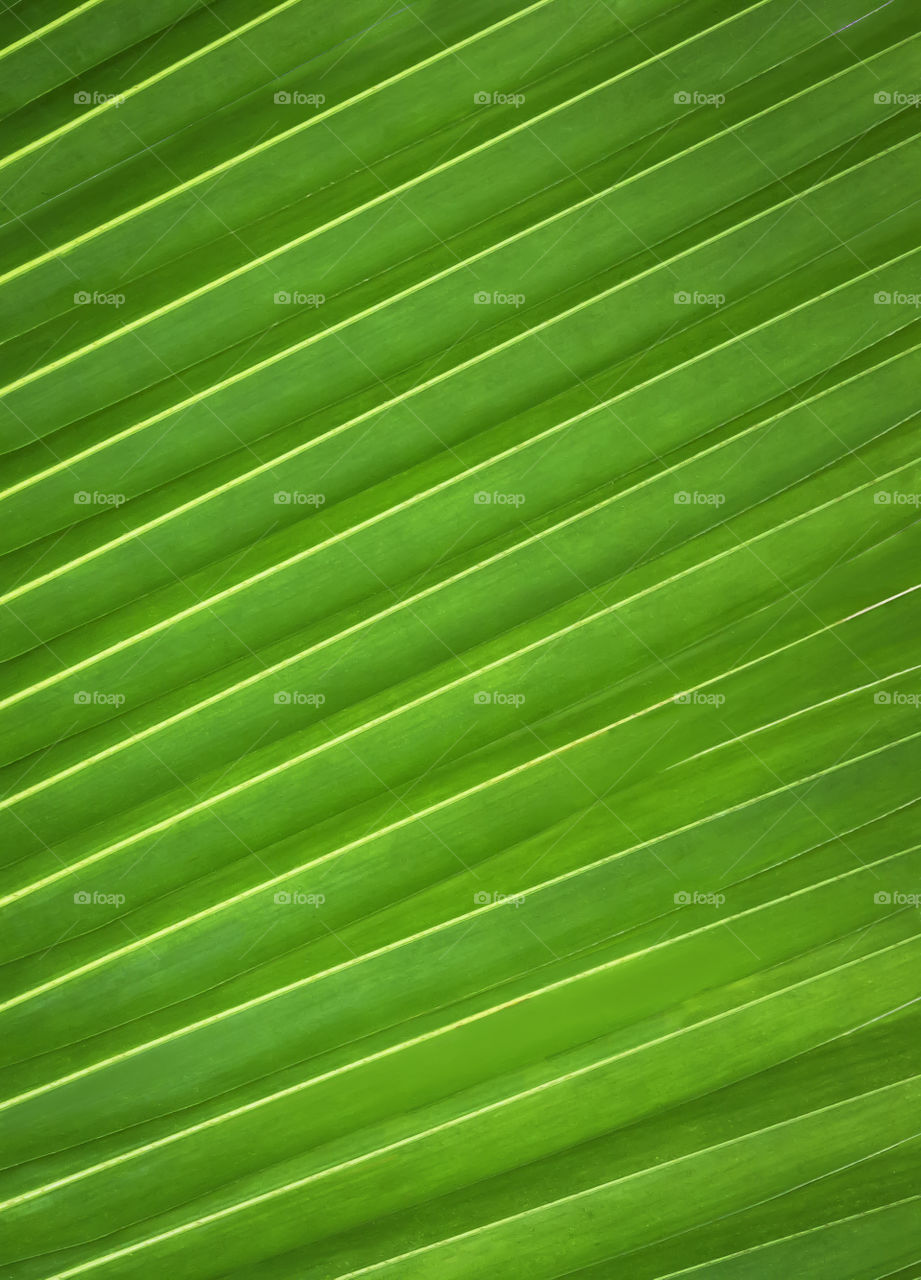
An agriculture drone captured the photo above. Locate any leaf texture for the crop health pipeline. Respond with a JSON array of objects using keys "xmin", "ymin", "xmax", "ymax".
[{"xmin": 0, "ymin": 1, "xmax": 920, "ymax": 1277}]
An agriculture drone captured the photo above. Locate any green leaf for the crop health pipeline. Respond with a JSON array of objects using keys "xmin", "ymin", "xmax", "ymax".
[{"xmin": 1, "ymin": 1, "xmax": 919, "ymax": 1277}]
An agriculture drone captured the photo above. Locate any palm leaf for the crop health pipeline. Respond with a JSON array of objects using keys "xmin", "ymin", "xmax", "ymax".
[{"xmin": 1, "ymin": 1, "xmax": 919, "ymax": 1277}]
